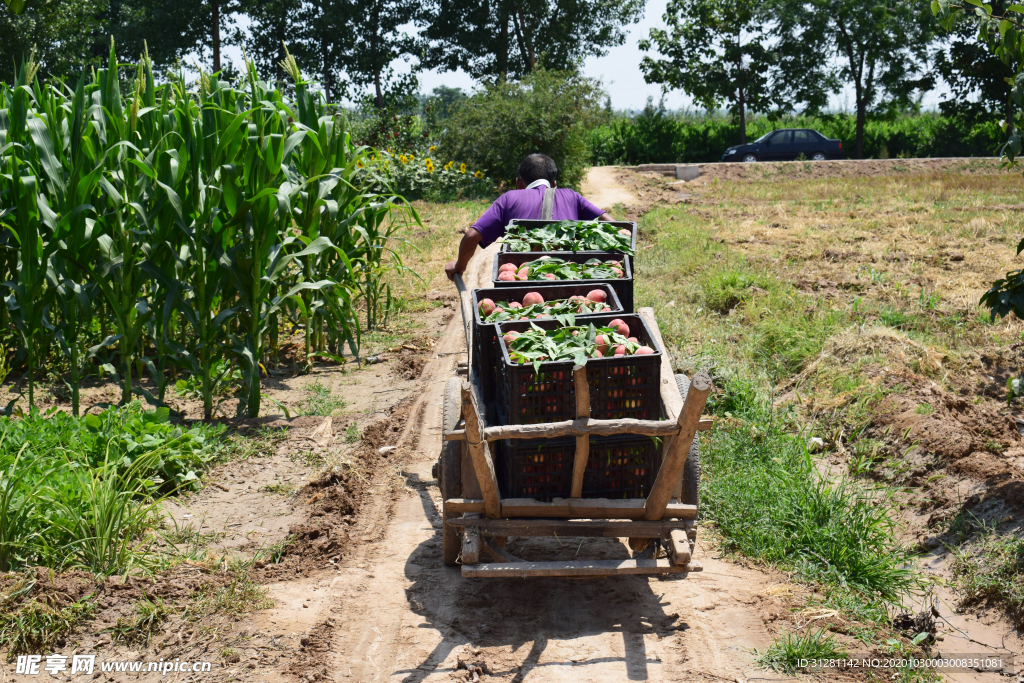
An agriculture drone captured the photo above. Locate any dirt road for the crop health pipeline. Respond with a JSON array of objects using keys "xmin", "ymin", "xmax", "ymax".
[{"xmin": 276, "ymin": 238, "xmax": 788, "ymax": 683}]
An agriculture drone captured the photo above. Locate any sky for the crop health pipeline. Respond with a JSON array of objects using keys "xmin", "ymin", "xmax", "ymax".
[{"xmin": 220, "ymin": 0, "xmax": 951, "ymax": 113}]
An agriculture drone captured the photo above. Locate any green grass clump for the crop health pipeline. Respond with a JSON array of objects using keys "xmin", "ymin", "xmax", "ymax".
[
  {"xmin": 951, "ymin": 532, "xmax": 1024, "ymax": 627},
  {"xmin": 0, "ymin": 576, "xmax": 96, "ymax": 655},
  {"xmin": 300, "ymin": 381, "xmax": 347, "ymax": 416},
  {"xmin": 754, "ymin": 628, "xmax": 846, "ymax": 673},
  {"xmin": 702, "ymin": 380, "xmax": 919, "ymax": 601},
  {"xmin": 0, "ymin": 403, "xmax": 224, "ymax": 574}
]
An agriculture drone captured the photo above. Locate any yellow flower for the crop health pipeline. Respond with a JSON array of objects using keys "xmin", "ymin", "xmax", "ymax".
[
  {"xmin": 400, "ymin": 154, "xmax": 408, "ymax": 164},
  {"xmin": 459, "ymin": 163, "xmax": 466, "ymax": 173},
  {"xmin": 429, "ymin": 145, "xmax": 436, "ymax": 152},
  {"xmin": 474, "ymin": 170, "xmax": 483, "ymax": 179}
]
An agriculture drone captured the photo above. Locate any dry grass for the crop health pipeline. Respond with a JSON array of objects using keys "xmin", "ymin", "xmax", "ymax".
[{"xmin": 638, "ymin": 168, "xmax": 1024, "ymax": 405}]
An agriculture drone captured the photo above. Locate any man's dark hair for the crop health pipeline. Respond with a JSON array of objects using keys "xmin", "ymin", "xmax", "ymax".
[{"xmin": 518, "ymin": 154, "xmax": 558, "ymax": 184}]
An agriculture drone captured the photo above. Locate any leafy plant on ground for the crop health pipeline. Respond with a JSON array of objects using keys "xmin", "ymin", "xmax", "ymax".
[
  {"xmin": 701, "ymin": 378, "xmax": 920, "ymax": 601},
  {"xmin": 755, "ymin": 628, "xmax": 847, "ymax": 674},
  {"xmin": 0, "ymin": 576, "xmax": 96, "ymax": 655},
  {"xmin": 300, "ymin": 381, "xmax": 347, "ymax": 417},
  {"xmin": 0, "ymin": 403, "xmax": 224, "ymax": 573},
  {"xmin": 108, "ymin": 597, "xmax": 168, "ymax": 646},
  {"xmin": 951, "ymin": 531, "xmax": 1024, "ymax": 627}
]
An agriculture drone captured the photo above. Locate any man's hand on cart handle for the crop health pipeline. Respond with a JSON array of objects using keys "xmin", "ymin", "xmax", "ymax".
[{"xmin": 445, "ymin": 228, "xmax": 483, "ymax": 281}]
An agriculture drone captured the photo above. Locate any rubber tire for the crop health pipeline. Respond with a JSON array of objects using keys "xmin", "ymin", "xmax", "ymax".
[
  {"xmin": 441, "ymin": 377, "xmax": 463, "ymax": 566},
  {"xmin": 675, "ymin": 374, "xmax": 701, "ymax": 508},
  {"xmin": 811, "ymin": 152, "xmax": 827, "ymax": 161},
  {"xmin": 741, "ymin": 154, "xmax": 758, "ymax": 163}
]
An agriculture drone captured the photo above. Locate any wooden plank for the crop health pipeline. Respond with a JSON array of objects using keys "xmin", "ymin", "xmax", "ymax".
[
  {"xmin": 645, "ymin": 372, "xmax": 713, "ymax": 521},
  {"xmin": 461, "ymin": 514, "xmax": 481, "ymax": 564},
  {"xmin": 461, "ymin": 381, "xmax": 502, "ymax": 519},
  {"xmin": 571, "ymin": 365, "xmax": 590, "ymax": 498},
  {"xmin": 446, "ymin": 518, "xmax": 694, "ymax": 538},
  {"xmin": 669, "ymin": 529, "xmax": 691, "ymax": 566},
  {"xmin": 461, "ymin": 558, "xmax": 703, "ymax": 578},
  {"xmin": 453, "ymin": 274, "xmax": 474, "ymax": 364},
  {"xmin": 442, "ymin": 497, "xmax": 696, "ymax": 519},
  {"xmin": 444, "ymin": 417, "xmax": 713, "ymax": 441},
  {"xmin": 638, "ymin": 307, "xmax": 683, "ymax": 421}
]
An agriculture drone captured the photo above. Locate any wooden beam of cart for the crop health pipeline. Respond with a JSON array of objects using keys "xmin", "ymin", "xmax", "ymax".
[
  {"xmin": 445, "ymin": 517, "xmax": 694, "ymax": 538},
  {"xmin": 445, "ymin": 497, "xmax": 696, "ymax": 519},
  {"xmin": 444, "ymin": 416, "xmax": 713, "ymax": 442}
]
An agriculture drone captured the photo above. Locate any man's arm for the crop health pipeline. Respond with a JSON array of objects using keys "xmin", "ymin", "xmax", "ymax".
[
  {"xmin": 597, "ymin": 212, "xmax": 614, "ymax": 221},
  {"xmin": 445, "ymin": 227, "xmax": 483, "ymax": 281}
]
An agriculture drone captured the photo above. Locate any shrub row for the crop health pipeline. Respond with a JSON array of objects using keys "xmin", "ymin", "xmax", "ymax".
[{"xmin": 589, "ymin": 108, "xmax": 1006, "ymax": 165}]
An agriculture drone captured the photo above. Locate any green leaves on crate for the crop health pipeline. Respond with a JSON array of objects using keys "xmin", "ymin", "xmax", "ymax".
[
  {"xmin": 501, "ymin": 220, "xmax": 634, "ymax": 254},
  {"xmin": 506, "ymin": 257, "xmax": 625, "ymax": 282},
  {"xmin": 478, "ymin": 295, "xmax": 612, "ymax": 323},
  {"xmin": 502, "ymin": 320, "xmax": 652, "ymax": 372}
]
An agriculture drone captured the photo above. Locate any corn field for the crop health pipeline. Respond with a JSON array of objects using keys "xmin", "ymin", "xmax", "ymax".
[{"xmin": 0, "ymin": 42, "xmax": 417, "ymax": 420}]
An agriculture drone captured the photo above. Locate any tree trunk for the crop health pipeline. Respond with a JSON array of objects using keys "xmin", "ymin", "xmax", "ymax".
[
  {"xmin": 1007, "ymin": 94, "xmax": 1015, "ymax": 135},
  {"xmin": 855, "ymin": 98, "xmax": 866, "ymax": 159},
  {"xmin": 374, "ymin": 70, "xmax": 383, "ymax": 108},
  {"xmin": 738, "ymin": 86, "xmax": 747, "ymax": 144},
  {"xmin": 497, "ymin": 4, "xmax": 509, "ymax": 81},
  {"xmin": 211, "ymin": 0, "xmax": 221, "ymax": 73}
]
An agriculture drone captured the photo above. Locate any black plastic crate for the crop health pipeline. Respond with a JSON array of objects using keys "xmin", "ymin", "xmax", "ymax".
[
  {"xmin": 470, "ymin": 283, "xmax": 624, "ymax": 411},
  {"xmin": 495, "ymin": 314, "xmax": 661, "ymax": 425},
  {"xmin": 497, "ymin": 433, "xmax": 661, "ymax": 501},
  {"xmin": 500, "ymin": 219, "xmax": 638, "ymax": 254},
  {"xmin": 491, "ymin": 252, "xmax": 634, "ymax": 312}
]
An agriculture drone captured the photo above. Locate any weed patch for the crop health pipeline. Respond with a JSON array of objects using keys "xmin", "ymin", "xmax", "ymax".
[
  {"xmin": 702, "ymin": 381, "xmax": 919, "ymax": 600},
  {"xmin": 951, "ymin": 532, "xmax": 1024, "ymax": 626}
]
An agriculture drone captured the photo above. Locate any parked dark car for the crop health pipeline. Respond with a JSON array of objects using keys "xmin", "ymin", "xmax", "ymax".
[{"xmin": 721, "ymin": 129, "xmax": 843, "ymax": 162}]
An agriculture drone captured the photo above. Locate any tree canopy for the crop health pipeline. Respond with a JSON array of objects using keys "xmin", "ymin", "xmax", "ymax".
[
  {"xmin": 638, "ymin": 0, "xmax": 774, "ymax": 144},
  {"xmin": 417, "ymin": 0, "xmax": 644, "ymax": 82}
]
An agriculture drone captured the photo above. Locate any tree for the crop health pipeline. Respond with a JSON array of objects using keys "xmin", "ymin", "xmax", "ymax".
[
  {"xmin": 638, "ymin": 0, "xmax": 773, "ymax": 144},
  {"xmin": 436, "ymin": 68, "xmax": 605, "ymax": 189},
  {"xmin": 774, "ymin": 0, "xmax": 936, "ymax": 158},
  {"xmin": 419, "ymin": 0, "xmax": 644, "ymax": 82},
  {"xmin": 337, "ymin": 0, "xmax": 418, "ymax": 107},
  {"xmin": 934, "ymin": 1, "xmax": 1017, "ymax": 125},
  {"xmin": 245, "ymin": 0, "xmax": 305, "ymax": 85}
]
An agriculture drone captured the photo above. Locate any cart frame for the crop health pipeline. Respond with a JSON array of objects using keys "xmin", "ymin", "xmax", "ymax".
[{"xmin": 439, "ymin": 274, "xmax": 712, "ymax": 578}]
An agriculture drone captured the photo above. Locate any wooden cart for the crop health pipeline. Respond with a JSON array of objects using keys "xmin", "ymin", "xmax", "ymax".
[{"xmin": 434, "ymin": 274, "xmax": 712, "ymax": 578}]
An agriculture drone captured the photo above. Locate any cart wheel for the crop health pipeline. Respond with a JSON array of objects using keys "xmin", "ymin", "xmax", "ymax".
[
  {"xmin": 440, "ymin": 377, "xmax": 463, "ymax": 566},
  {"xmin": 675, "ymin": 374, "xmax": 701, "ymax": 508}
]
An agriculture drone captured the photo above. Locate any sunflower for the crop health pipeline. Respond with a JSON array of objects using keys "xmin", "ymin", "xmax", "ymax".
[
  {"xmin": 474, "ymin": 170, "xmax": 484, "ymax": 179},
  {"xmin": 429, "ymin": 145, "xmax": 436, "ymax": 152},
  {"xmin": 459, "ymin": 163, "xmax": 466, "ymax": 173}
]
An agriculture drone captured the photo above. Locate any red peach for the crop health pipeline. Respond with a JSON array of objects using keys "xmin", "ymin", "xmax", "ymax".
[
  {"xmin": 627, "ymin": 336, "xmax": 638, "ymax": 344},
  {"xmin": 586, "ymin": 289, "xmax": 607, "ymax": 303},
  {"xmin": 613, "ymin": 345, "xmax": 626, "ymax": 356},
  {"xmin": 478, "ymin": 299, "xmax": 496, "ymax": 315},
  {"xmin": 499, "ymin": 263, "xmax": 517, "ymax": 272},
  {"xmin": 497, "ymin": 271, "xmax": 515, "ymax": 281},
  {"xmin": 608, "ymin": 319, "xmax": 629, "ymax": 337},
  {"xmin": 595, "ymin": 334, "xmax": 610, "ymax": 354},
  {"xmin": 509, "ymin": 301, "xmax": 522, "ymax": 309},
  {"xmin": 635, "ymin": 346, "xmax": 654, "ymax": 355},
  {"xmin": 523, "ymin": 292, "xmax": 545, "ymax": 306}
]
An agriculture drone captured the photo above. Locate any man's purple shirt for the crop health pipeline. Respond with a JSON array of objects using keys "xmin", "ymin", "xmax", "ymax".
[{"xmin": 471, "ymin": 187, "xmax": 605, "ymax": 247}]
